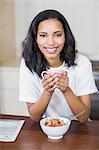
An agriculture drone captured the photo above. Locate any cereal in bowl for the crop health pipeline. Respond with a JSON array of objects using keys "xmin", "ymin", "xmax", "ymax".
[{"xmin": 45, "ymin": 118, "xmax": 65, "ymax": 127}]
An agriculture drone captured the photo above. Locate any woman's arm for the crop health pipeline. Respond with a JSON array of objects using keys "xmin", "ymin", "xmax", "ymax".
[
  {"xmin": 27, "ymin": 90, "xmax": 52, "ymax": 121},
  {"xmin": 26, "ymin": 73, "xmax": 58, "ymax": 121},
  {"xmin": 57, "ymin": 72, "xmax": 91, "ymax": 123},
  {"xmin": 63, "ymin": 88, "xmax": 91, "ymax": 123}
]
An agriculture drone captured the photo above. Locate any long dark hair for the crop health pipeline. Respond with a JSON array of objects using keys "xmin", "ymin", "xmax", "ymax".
[{"xmin": 22, "ymin": 9, "xmax": 76, "ymax": 77}]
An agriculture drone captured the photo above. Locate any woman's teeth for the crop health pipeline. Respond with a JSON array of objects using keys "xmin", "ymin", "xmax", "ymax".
[{"xmin": 46, "ymin": 48, "xmax": 56, "ymax": 53}]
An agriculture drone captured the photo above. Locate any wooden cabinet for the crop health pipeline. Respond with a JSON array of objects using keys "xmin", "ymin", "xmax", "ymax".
[{"xmin": 0, "ymin": 67, "xmax": 29, "ymax": 116}]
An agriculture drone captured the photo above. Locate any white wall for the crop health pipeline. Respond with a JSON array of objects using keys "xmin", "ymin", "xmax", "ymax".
[{"xmin": 15, "ymin": 0, "xmax": 99, "ymax": 60}]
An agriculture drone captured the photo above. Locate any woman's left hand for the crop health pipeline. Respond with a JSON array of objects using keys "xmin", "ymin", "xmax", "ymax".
[{"xmin": 55, "ymin": 72, "xmax": 69, "ymax": 93}]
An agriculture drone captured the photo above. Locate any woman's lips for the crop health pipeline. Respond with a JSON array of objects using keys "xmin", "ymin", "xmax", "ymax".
[{"xmin": 45, "ymin": 47, "xmax": 57, "ymax": 53}]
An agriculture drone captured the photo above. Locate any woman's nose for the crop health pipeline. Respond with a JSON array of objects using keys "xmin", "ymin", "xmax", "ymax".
[{"xmin": 47, "ymin": 36, "xmax": 54, "ymax": 45}]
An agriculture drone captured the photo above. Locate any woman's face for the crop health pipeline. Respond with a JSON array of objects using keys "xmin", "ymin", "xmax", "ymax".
[{"xmin": 36, "ymin": 19, "xmax": 65, "ymax": 66}]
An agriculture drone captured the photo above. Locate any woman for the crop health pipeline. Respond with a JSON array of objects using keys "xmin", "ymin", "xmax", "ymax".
[{"xmin": 19, "ymin": 9, "xmax": 97, "ymax": 123}]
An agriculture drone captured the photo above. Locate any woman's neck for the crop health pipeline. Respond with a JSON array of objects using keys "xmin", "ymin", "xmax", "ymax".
[{"xmin": 48, "ymin": 59, "xmax": 63, "ymax": 67}]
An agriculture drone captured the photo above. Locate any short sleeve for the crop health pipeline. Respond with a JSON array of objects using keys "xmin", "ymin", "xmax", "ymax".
[
  {"xmin": 76, "ymin": 57, "xmax": 98, "ymax": 96},
  {"xmin": 19, "ymin": 58, "xmax": 42, "ymax": 103}
]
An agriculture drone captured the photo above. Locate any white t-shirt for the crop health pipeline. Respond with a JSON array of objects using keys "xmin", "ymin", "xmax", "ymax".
[{"xmin": 19, "ymin": 53, "xmax": 97, "ymax": 119}]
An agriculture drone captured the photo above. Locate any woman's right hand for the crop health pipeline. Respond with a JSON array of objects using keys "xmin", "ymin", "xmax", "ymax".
[{"xmin": 42, "ymin": 73, "xmax": 59, "ymax": 94}]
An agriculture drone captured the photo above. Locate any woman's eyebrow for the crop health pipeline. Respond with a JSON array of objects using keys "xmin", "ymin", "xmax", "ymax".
[
  {"xmin": 38, "ymin": 31, "xmax": 63, "ymax": 35},
  {"xmin": 54, "ymin": 31, "xmax": 62, "ymax": 34},
  {"xmin": 38, "ymin": 32, "xmax": 47, "ymax": 34}
]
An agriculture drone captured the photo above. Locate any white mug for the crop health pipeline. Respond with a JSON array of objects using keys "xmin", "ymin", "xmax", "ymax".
[{"xmin": 41, "ymin": 68, "xmax": 67, "ymax": 78}]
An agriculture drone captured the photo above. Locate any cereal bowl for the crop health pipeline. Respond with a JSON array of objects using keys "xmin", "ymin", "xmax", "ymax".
[{"xmin": 40, "ymin": 117, "xmax": 71, "ymax": 140}]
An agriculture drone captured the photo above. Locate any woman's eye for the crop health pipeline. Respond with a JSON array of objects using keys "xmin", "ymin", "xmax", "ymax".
[
  {"xmin": 39, "ymin": 34, "xmax": 47, "ymax": 37},
  {"xmin": 56, "ymin": 33, "xmax": 62, "ymax": 37}
]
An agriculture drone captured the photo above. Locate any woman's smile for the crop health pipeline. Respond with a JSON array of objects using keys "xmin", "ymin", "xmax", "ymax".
[{"xmin": 44, "ymin": 46, "xmax": 58, "ymax": 54}]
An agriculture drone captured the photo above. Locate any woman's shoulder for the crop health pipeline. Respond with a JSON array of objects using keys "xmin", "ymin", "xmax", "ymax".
[
  {"xmin": 20, "ymin": 58, "xmax": 39, "ymax": 78},
  {"xmin": 20, "ymin": 58, "xmax": 32, "ymax": 74},
  {"xmin": 75, "ymin": 52, "xmax": 91, "ymax": 66}
]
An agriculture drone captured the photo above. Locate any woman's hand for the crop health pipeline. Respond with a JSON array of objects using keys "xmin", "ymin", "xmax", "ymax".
[
  {"xmin": 42, "ymin": 71, "xmax": 69, "ymax": 94},
  {"xmin": 55, "ymin": 72, "xmax": 69, "ymax": 93},
  {"xmin": 42, "ymin": 73, "xmax": 59, "ymax": 94}
]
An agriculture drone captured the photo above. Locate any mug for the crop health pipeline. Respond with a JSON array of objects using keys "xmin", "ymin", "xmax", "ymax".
[{"xmin": 41, "ymin": 69, "xmax": 67, "ymax": 78}]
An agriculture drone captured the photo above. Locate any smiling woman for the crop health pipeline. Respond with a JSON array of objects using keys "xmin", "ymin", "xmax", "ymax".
[{"xmin": 19, "ymin": 9, "xmax": 97, "ymax": 123}]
